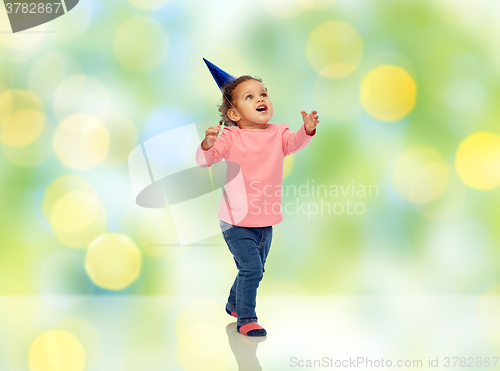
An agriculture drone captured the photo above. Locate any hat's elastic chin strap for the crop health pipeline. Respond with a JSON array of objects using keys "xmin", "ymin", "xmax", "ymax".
[{"xmin": 223, "ymin": 93, "xmax": 255, "ymax": 127}]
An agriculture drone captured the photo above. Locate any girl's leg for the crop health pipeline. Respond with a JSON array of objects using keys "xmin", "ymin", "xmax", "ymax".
[
  {"xmin": 258, "ymin": 226, "xmax": 273, "ymax": 273},
  {"xmin": 226, "ymin": 257, "xmax": 239, "ymax": 317},
  {"xmin": 227, "ymin": 224, "xmax": 270, "ymax": 318},
  {"xmin": 221, "ymin": 220, "xmax": 238, "ymax": 317},
  {"xmin": 222, "ymin": 226, "xmax": 266, "ymax": 335}
]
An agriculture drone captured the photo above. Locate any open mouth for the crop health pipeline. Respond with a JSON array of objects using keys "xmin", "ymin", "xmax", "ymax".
[{"xmin": 256, "ymin": 104, "xmax": 267, "ymax": 113}]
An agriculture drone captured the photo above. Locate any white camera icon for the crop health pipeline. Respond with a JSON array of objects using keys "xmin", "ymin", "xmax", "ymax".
[{"xmin": 128, "ymin": 123, "xmax": 247, "ymax": 246}]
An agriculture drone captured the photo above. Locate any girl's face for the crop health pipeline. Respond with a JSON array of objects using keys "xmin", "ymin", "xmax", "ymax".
[{"xmin": 230, "ymin": 79, "xmax": 273, "ymax": 129}]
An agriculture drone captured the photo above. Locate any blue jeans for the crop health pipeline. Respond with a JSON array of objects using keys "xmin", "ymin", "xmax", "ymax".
[{"xmin": 220, "ymin": 220, "xmax": 273, "ymax": 326}]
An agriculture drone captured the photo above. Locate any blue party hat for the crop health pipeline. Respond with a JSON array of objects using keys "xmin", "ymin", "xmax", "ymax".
[{"xmin": 203, "ymin": 58, "xmax": 237, "ymax": 91}]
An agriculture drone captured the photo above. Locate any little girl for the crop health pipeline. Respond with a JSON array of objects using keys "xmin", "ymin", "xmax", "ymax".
[{"xmin": 196, "ymin": 59, "xmax": 319, "ymax": 337}]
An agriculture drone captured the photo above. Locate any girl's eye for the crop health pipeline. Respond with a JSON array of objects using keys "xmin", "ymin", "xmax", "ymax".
[
  {"xmin": 261, "ymin": 93, "xmax": 268, "ymax": 97},
  {"xmin": 245, "ymin": 95, "xmax": 252, "ymax": 100}
]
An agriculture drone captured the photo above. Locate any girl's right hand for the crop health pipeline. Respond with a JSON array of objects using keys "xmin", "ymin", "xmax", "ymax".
[{"xmin": 202, "ymin": 124, "xmax": 223, "ymax": 150}]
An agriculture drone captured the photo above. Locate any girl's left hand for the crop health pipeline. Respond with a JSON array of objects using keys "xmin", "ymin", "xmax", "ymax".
[{"xmin": 301, "ymin": 110, "xmax": 319, "ymax": 135}]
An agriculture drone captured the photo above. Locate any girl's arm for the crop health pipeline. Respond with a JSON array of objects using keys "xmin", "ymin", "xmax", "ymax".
[
  {"xmin": 195, "ymin": 125, "xmax": 231, "ymax": 167},
  {"xmin": 202, "ymin": 124, "xmax": 223, "ymax": 150},
  {"xmin": 301, "ymin": 110, "xmax": 319, "ymax": 135},
  {"xmin": 282, "ymin": 110, "xmax": 319, "ymax": 156}
]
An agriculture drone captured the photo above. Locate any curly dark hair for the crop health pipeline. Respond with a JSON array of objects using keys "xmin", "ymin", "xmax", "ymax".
[{"xmin": 218, "ymin": 75, "xmax": 263, "ymax": 127}]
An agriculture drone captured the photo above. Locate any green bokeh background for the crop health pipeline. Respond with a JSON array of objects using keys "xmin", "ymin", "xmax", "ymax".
[
  {"xmin": 3, "ymin": 0, "xmax": 500, "ymax": 369},
  {"xmin": 1, "ymin": 0, "xmax": 499, "ymax": 296}
]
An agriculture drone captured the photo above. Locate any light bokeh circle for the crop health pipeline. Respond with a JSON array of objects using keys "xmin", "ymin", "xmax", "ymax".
[
  {"xmin": 455, "ymin": 132, "xmax": 500, "ymax": 190},
  {"xmin": 43, "ymin": 176, "xmax": 108, "ymax": 248},
  {"xmin": 50, "ymin": 0, "xmax": 93, "ymax": 42},
  {"xmin": 392, "ymin": 146, "xmax": 449, "ymax": 204},
  {"xmin": 85, "ymin": 233, "xmax": 142, "ymax": 290},
  {"xmin": 98, "ymin": 112, "xmax": 138, "ymax": 167},
  {"xmin": 296, "ymin": 0, "xmax": 337, "ymax": 10},
  {"xmin": 0, "ymin": 110, "xmax": 45, "ymax": 148},
  {"xmin": 360, "ymin": 65, "xmax": 417, "ymax": 122},
  {"xmin": 414, "ymin": 177, "xmax": 466, "ymax": 221},
  {"xmin": 283, "ymin": 154, "xmax": 295, "ymax": 179},
  {"xmin": 306, "ymin": 21, "xmax": 364, "ymax": 79},
  {"xmin": 0, "ymin": 89, "xmax": 43, "ymax": 123},
  {"xmin": 53, "ymin": 75, "xmax": 110, "ymax": 119},
  {"xmin": 128, "ymin": 0, "xmax": 170, "ymax": 10},
  {"xmin": 53, "ymin": 113, "xmax": 110, "ymax": 170},
  {"xmin": 29, "ymin": 52, "xmax": 83, "ymax": 101},
  {"xmin": 28, "ymin": 330, "xmax": 85, "ymax": 371},
  {"xmin": 175, "ymin": 299, "xmax": 232, "ymax": 370},
  {"xmin": 43, "ymin": 176, "xmax": 98, "ymax": 219},
  {"xmin": 113, "ymin": 16, "xmax": 168, "ymax": 72},
  {"xmin": 0, "ymin": 77, "xmax": 9, "ymax": 97},
  {"xmin": 0, "ymin": 90, "xmax": 51, "ymax": 167},
  {"xmin": 50, "ymin": 191, "xmax": 101, "ymax": 234},
  {"xmin": 262, "ymin": 0, "xmax": 304, "ymax": 18}
]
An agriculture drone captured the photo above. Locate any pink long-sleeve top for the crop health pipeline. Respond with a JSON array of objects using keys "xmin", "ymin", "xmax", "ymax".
[{"xmin": 195, "ymin": 123, "xmax": 315, "ymax": 227}]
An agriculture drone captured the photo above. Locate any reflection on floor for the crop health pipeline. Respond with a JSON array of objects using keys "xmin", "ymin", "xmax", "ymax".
[
  {"xmin": 227, "ymin": 322, "xmax": 265, "ymax": 371},
  {"xmin": 1, "ymin": 295, "xmax": 499, "ymax": 370}
]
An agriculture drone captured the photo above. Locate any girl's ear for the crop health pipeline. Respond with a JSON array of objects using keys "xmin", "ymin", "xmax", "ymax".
[{"xmin": 227, "ymin": 108, "xmax": 240, "ymax": 122}]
